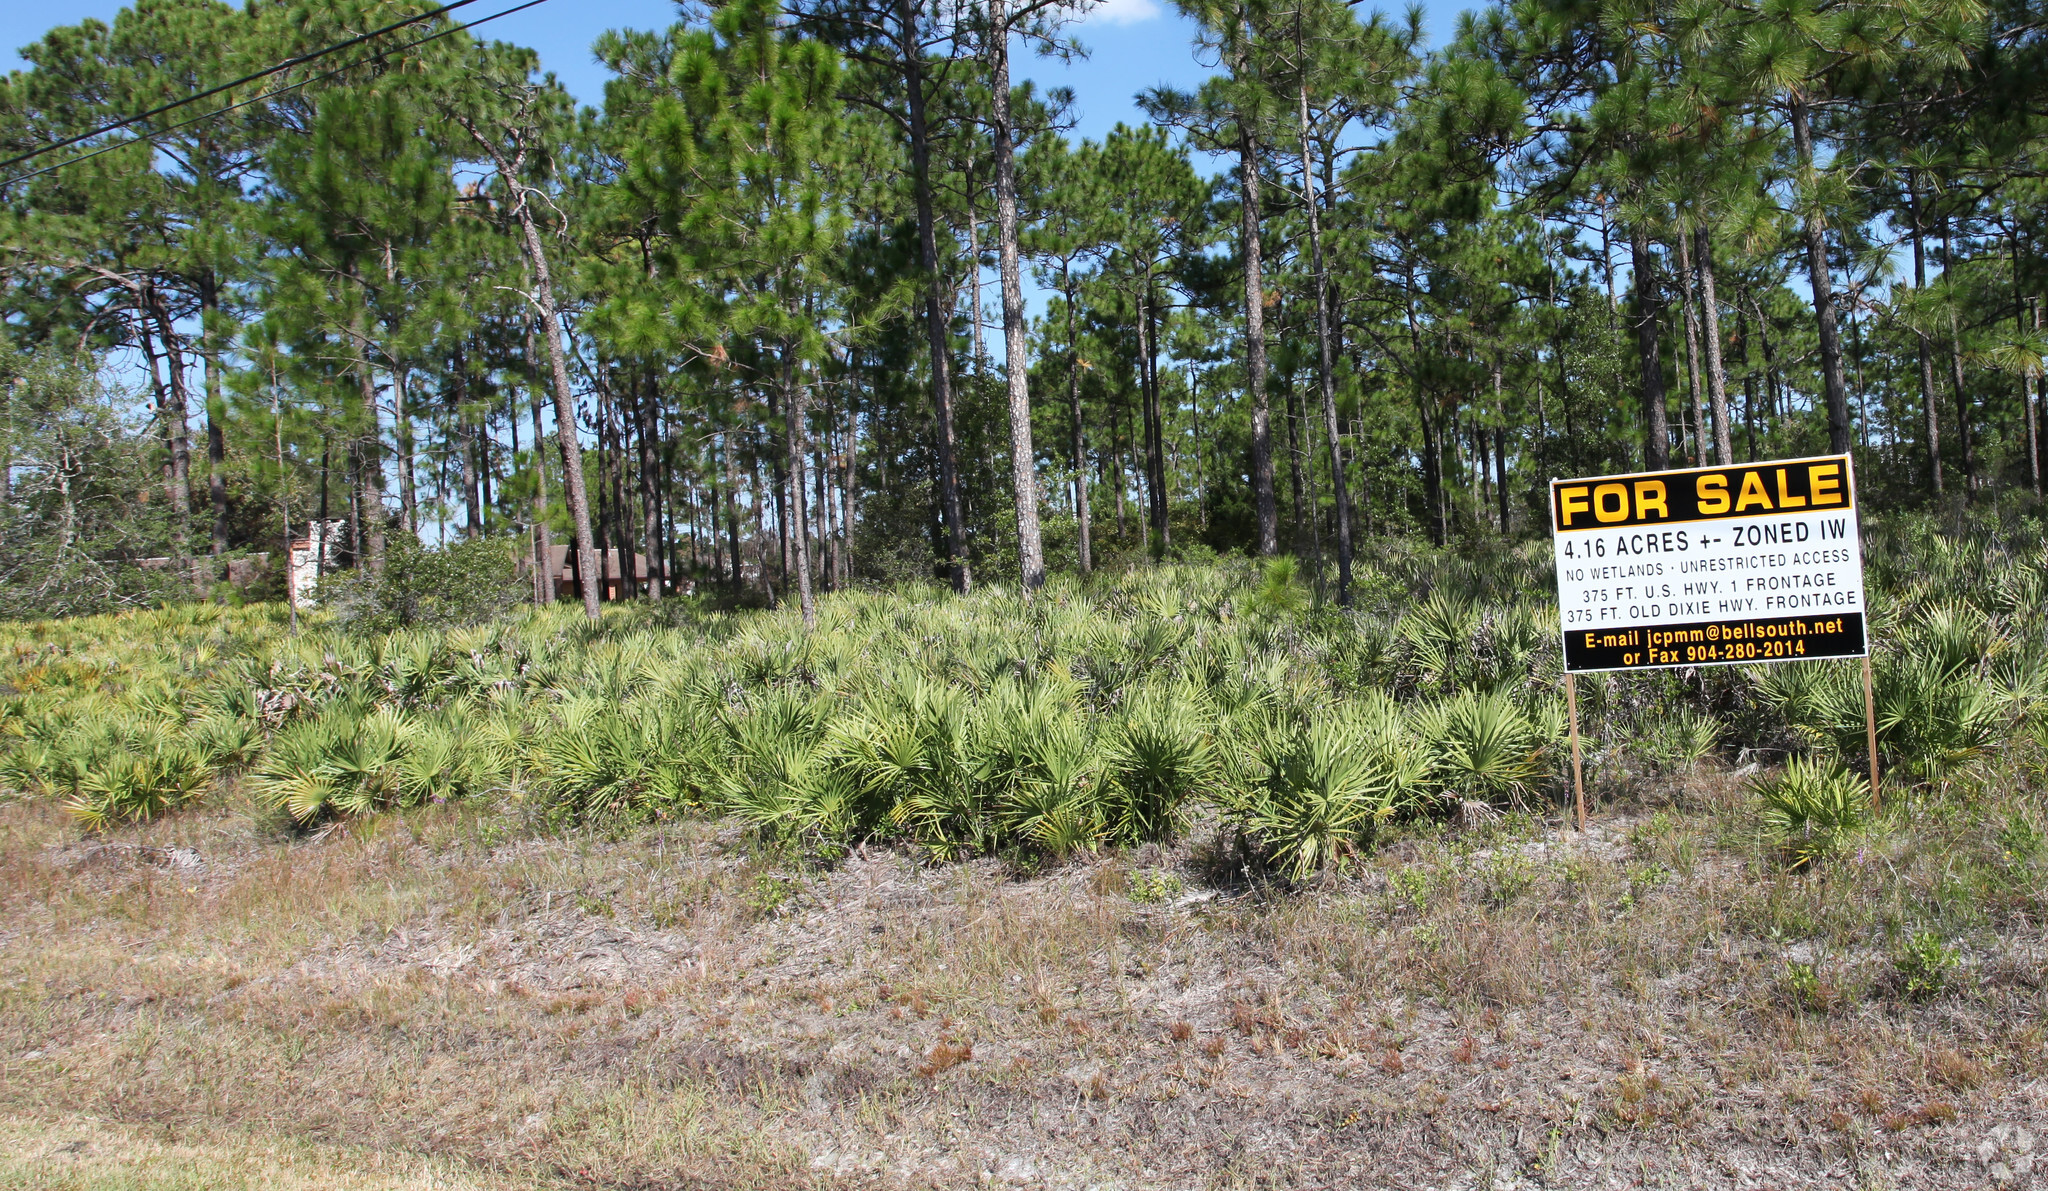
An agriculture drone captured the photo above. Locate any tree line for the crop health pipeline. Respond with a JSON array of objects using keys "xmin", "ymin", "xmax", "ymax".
[{"xmin": 2, "ymin": 0, "xmax": 2043, "ymax": 621}]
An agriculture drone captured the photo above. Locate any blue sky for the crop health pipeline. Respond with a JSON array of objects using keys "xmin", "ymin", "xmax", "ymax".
[{"xmin": 3, "ymin": 0, "xmax": 1472, "ymax": 141}]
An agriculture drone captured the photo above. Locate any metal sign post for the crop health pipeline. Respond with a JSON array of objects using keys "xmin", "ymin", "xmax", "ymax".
[{"xmin": 1549, "ymin": 454, "xmax": 1874, "ymax": 825}]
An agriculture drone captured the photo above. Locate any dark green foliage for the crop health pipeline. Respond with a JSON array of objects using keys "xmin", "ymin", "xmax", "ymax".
[
  {"xmin": 1894, "ymin": 929, "xmax": 1960, "ymax": 1000},
  {"xmin": 316, "ymin": 536, "xmax": 525, "ymax": 634},
  {"xmin": 0, "ymin": 350, "xmax": 189, "ymax": 620},
  {"xmin": 1752, "ymin": 756, "xmax": 1872, "ymax": 869}
]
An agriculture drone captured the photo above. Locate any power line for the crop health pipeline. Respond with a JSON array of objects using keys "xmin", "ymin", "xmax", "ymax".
[
  {"xmin": 0, "ymin": 0, "xmax": 484, "ymax": 173},
  {"xmin": 0, "ymin": 0, "xmax": 553, "ymax": 191}
]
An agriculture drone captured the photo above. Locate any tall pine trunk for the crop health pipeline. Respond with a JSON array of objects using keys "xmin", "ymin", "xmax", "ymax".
[
  {"xmin": 987, "ymin": 0, "xmax": 1045, "ymax": 594},
  {"xmin": 1907, "ymin": 173, "xmax": 1942, "ymax": 495},
  {"xmin": 512, "ymin": 204, "xmax": 601, "ymax": 620},
  {"xmin": 842, "ymin": 366, "xmax": 860, "ymax": 586},
  {"xmin": 1787, "ymin": 94, "xmax": 1853, "ymax": 455},
  {"xmin": 1692, "ymin": 225, "xmax": 1733, "ymax": 465},
  {"xmin": 379, "ymin": 249, "xmax": 418, "ymax": 539},
  {"xmin": 724, "ymin": 431, "xmax": 743, "ymax": 594},
  {"xmin": 600, "ymin": 368, "xmax": 634, "ymax": 600},
  {"xmin": 1239, "ymin": 125, "xmax": 1278, "ymax": 556},
  {"xmin": 2029, "ymin": 297, "xmax": 2043, "ymax": 498},
  {"xmin": 198, "ymin": 271, "xmax": 229, "ymax": 567},
  {"xmin": 1629, "ymin": 226, "xmax": 1670, "ymax": 470},
  {"xmin": 1941, "ymin": 215, "xmax": 1976, "ymax": 494},
  {"xmin": 1676, "ymin": 230, "xmax": 1707, "ymax": 467},
  {"xmin": 900, "ymin": 0, "xmax": 970, "ymax": 593},
  {"xmin": 1490, "ymin": 361, "xmax": 1508, "ymax": 533},
  {"xmin": 524, "ymin": 322, "xmax": 554, "ymax": 605},
  {"xmin": 393, "ymin": 364, "xmax": 417, "ymax": 536},
  {"xmin": 1294, "ymin": 72, "xmax": 1352, "ymax": 604},
  {"xmin": 1139, "ymin": 278, "xmax": 1169, "ymax": 557},
  {"xmin": 344, "ymin": 286, "xmax": 387, "ymax": 574},
  {"xmin": 137, "ymin": 293, "xmax": 191, "ymax": 569},
  {"xmin": 454, "ymin": 343, "xmax": 482, "ymax": 538},
  {"xmin": 637, "ymin": 371, "xmax": 663, "ymax": 599},
  {"xmin": 783, "ymin": 356, "xmax": 815, "ymax": 629},
  {"xmin": 1064, "ymin": 270, "xmax": 1092, "ymax": 573}
]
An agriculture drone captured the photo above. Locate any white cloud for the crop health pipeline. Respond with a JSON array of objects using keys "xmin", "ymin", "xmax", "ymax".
[{"xmin": 1081, "ymin": 0, "xmax": 1163, "ymax": 26}]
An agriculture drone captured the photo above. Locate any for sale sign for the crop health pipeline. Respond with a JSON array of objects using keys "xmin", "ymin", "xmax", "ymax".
[{"xmin": 1550, "ymin": 455, "xmax": 1866, "ymax": 673}]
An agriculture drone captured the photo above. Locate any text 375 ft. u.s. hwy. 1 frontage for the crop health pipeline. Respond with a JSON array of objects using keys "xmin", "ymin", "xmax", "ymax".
[{"xmin": 1550, "ymin": 456, "xmax": 1868, "ymax": 673}]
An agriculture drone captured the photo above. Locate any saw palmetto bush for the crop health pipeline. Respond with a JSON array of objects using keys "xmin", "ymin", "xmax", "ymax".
[
  {"xmin": 1636, "ymin": 707, "xmax": 1725, "ymax": 773},
  {"xmin": 714, "ymin": 687, "xmax": 839, "ymax": 840},
  {"xmin": 1225, "ymin": 710, "xmax": 1416, "ymax": 881},
  {"xmin": 1416, "ymin": 688, "xmax": 1561, "ymax": 810},
  {"xmin": 65, "ymin": 743, "xmax": 211, "ymax": 831},
  {"xmin": 973, "ymin": 676, "xmax": 1102, "ymax": 857},
  {"xmin": 1750, "ymin": 597, "xmax": 2027, "ymax": 788},
  {"xmin": 1101, "ymin": 686, "xmax": 1213, "ymax": 845},
  {"xmin": 249, "ymin": 702, "xmax": 406, "ymax": 823},
  {"xmin": 1753, "ymin": 756, "xmax": 1873, "ymax": 870},
  {"xmin": 0, "ymin": 511, "xmax": 2036, "ymax": 883}
]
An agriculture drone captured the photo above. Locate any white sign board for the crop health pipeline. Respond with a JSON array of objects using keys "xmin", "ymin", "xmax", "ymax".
[{"xmin": 1549, "ymin": 455, "xmax": 1867, "ymax": 673}]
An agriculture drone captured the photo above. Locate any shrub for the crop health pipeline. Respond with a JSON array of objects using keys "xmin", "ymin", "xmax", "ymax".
[
  {"xmin": 533, "ymin": 702, "xmax": 675, "ymax": 823},
  {"xmin": 1226, "ymin": 711, "xmax": 1412, "ymax": 881},
  {"xmin": 1749, "ymin": 601, "xmax": 2010, "ymax": 788},
  {"xmin": 1418, "ymin": 688, "xmax": 1558, "ymax": 809},
  {"xmin": 1752, "ymin": 757, "xmax": 1870, "ymax": 869},
  {"xmin": 1128, "ymin": 868, "xmax": 1184, "ymax": 903},
  {"xmin": 248, "ymin": 704, "xmax": 399, "ymax": 823},
  {"xmin": 1895, "ymin": 930, "xmax": 1959, "ymax": 1000},
  {"xmin": 317, "ymin": 535, "xmax": 525, "ymax": 634},
  {"xmin": 1872, "ymin": 654, "xmax": 2001, "ymax": 786},
  {"xmin": 1399, "ymin": 590, "xmax": 1478, "ymax": 689},
  {"xmin": 1100, "ymin": 687, "xmax": 1212, "ymax": 844},
  {"xmin": 1639, "ymin": 707, "xmax": 1722, "ymax": 772},
  {"xmin": 1248, "ymin": 557, "xmax": 1306, "ymax": 617},
  {"xmin": 64, "ymin": 745, "xmax": 210, "ymax": 830},
  {"xmin": 838, "ymin": 672, "xmax": 979, "ymax": 858},
  {"xmin": 10, "ymin": 514, "xmax": 2042, "ymax": 908}
]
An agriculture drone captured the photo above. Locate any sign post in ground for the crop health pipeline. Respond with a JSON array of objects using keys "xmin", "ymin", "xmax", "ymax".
[{"xmin": 1549, "ymin": 454, "xmax": 1871, "ymax": 826}]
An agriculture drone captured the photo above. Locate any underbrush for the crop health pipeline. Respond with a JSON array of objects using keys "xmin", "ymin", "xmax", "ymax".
[
  {"xmin": 0, "ymin": 512, "xmax": 2043, "ymax": 884},
  {"xmin": 0, "ymin": 513, "xmax": 2042, "ymax": 1190}
]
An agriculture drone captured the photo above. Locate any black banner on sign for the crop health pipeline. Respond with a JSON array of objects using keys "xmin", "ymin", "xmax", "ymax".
[
  {"xmin": 1550, "ymin": 455, "xmax": 1854, "ymax": 532},
  {"xmin": 1563, "ymin": 613, "xmax": 1866, "ymax": 673}
]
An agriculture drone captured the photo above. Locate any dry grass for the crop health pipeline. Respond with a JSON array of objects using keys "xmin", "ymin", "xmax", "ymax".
[
  {"xmin": 0, "ymin": 767, "xmax": 2043, "ymax": 1189},
  {"xmin": 0, "ymin": 1112, "xmax": 521, "ymax": 1190}
]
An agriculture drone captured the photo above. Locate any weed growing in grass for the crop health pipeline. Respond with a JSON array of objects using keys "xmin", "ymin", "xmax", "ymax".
[
  {"xmin": 1996, "ymin": 812, "xmax": 2044, "ymax": 864},
  {"xmin": 1127, "ymin": 868, "xmax": 1184, "ymax": 903},
  {"xmin": 1895, "ymin": 930, "xmax": 1960, "ymax": 1000},
  {"xmin": 1479, "ymin": 850, "xmax": 1536, "ymax": 910},
  {"xmin": 1783, "ymin": 960, "xmax": 1851, "ymax": 1013}
]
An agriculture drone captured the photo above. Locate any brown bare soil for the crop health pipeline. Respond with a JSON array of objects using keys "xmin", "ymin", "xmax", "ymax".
[{"xmin": 0, "ymin": 776, "xmax": 2042, "ymax": 1190}]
